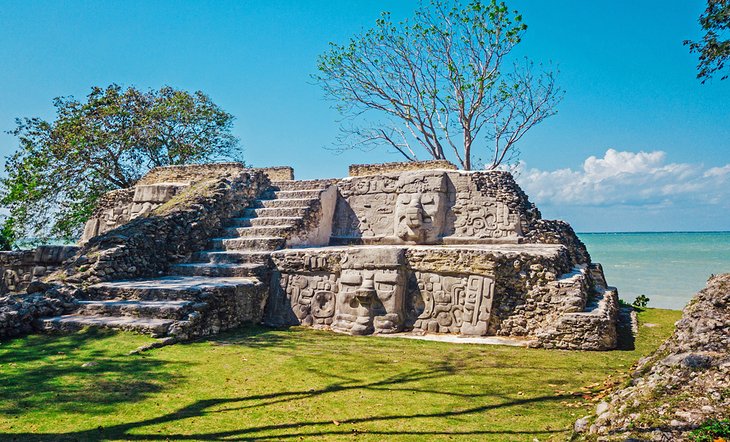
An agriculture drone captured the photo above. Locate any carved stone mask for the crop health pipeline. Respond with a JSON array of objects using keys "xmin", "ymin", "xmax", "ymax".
[{"xmin": 394, "ymin": 192, "xmax": 446, "ymax": 244}]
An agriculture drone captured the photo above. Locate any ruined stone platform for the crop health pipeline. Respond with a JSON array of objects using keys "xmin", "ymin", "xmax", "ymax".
[{"xmin": 2, "ymin": 160, "xmax": 619, "ymax": 350}]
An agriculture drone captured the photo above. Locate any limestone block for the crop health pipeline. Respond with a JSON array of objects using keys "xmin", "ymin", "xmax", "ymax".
[
  {"xmin": 132, "ymin": 183, "xmax": 189, "ymax": 204},
  {"xmin": 348, "ymin": 159, "xmax": 457, "ymax": 177}
]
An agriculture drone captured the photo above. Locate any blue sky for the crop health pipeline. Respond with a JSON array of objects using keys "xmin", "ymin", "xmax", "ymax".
[{"xmin": 0, "ymin": 0, "xmax": 728, "ymax": 232}]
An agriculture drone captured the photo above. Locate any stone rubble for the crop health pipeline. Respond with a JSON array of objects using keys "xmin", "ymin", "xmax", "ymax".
[{"xmin": 574, "ymin": 273, "xmax": 730, "ymax": 440}]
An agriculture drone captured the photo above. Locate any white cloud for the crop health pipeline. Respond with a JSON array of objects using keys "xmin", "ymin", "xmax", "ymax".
[{"xmin": 514, "ymin": 149, "xmax": 730, "ymax": 208}]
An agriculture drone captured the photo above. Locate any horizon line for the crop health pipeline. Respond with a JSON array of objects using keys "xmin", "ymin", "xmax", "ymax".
[{"xmin": 577, "ymin": 230, "xmax": 730, "ymax": 234}]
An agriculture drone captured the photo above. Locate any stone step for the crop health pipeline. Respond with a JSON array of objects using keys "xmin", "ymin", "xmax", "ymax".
[
  {"xmin": 242, "ymin": 207, "xmax": 309, "ymax": 218},
  {"xmin": 170, "ymin": 262, "xmax": 266, "ymax": 278},
  {"xmin": 222, "ymin": 226, "xmax": 292, "ymax": 238},
  {"xmin": 211, "ymin": 237, "xmax": 285, "ymax": 251},
  {"xmin": 226, "ymin": 216, "xmax": 300, "ymax": 228},
  {"xmin": 270, "ymin": 180, "xmax": 333, "ymax": 191},
  {"xmin": 272, "ymin": 189, "xmax": 324, "ymax": 199},
  {"xmin": 75, "ymin": 300, "xmax": 193, "ymax": 319},
  {"xmin": 85, "ymin": 276, "xmax": 262, "ymax": 301},
  {"xmin": 40, "ymin": 314, "xmax": 175, "ymax": 337},
  {"xmin": 194, "ymin": 251, "xmax": 272, "ymax": 265},
  {"xmin": 254, "ymin": 198, "xmax": 318, "ymax": 209}
]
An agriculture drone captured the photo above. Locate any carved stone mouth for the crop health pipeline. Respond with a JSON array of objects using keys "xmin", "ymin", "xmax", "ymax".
[{"xmin": 355, "ymin": 287, "xmax": 375, "ymax": 306}]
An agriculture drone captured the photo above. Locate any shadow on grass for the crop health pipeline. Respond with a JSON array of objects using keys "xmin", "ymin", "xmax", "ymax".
[
  {"xmin": 1, "ymin": 362, "xmax": 573, "ymax": 440},
  {"xmin": 616, "ymin": 306, "xmax": 638, "ymax": 351},
  {"xmin": 0, "ymin": 326, "xmax": 606, "ymax": 440},
  {"xmin": 0, "ymin": 328, "xmax": 180, "ymax": 415}
]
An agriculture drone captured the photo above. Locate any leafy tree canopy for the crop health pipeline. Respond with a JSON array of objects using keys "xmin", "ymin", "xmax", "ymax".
[
  {"xmin": 686, "ymin": 0, "xmax": 730, "ymax": 82},
  {"xmin": 0, "ymin": 84, "xmax": 241, "ymax": 245},
  {"xmin": 315, "ymin": 0, "xmax": 562, "ymax": 170}
]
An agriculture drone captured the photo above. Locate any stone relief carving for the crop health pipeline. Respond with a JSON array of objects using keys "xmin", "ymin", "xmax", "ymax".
[
  {"xmin": 269, "ymin": 248, "xmax": 495, "ymax": 337},
  {"xmin": 279, "ymin": 273, "xmax": 337, "ymax": 327},
  {"xmin": 331, "ymin": 269, "xmax": 406, "ymax": 335},
  {"xmin": 332, "ymin": 170, "xmax": 523, "ymax": 245},
  {"xmin": 451, "ymin": 197, "xmax": 519, "ymax": 239},
  {"xmin": 331, "ymin": 248, "xmax": 406, "ymax": 335},
  {"xmin": 407, "ymin": 272, "xmax": 494, "ymax": 335},
  {"xmin": 333, "ymin": 171, "xmax": 449, "ymax": 244}
]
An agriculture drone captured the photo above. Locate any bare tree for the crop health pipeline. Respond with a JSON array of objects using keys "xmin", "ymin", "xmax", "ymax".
[{"xmin": 315, "ymin": 0, "xmax": 563, "ymax": 170}]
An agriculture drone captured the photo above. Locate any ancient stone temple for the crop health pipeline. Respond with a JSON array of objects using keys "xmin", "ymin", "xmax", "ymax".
[{"xmin": 0, "ymin": 161, "xmax": 619, "ymax": 350}]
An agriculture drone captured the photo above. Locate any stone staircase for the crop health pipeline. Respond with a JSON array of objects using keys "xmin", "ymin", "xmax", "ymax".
[
  {"xmin": 172, "ymin": 179, "xmax": 332, "ymax": 277},
  {"xmin": 40, "ymin": 180, "xmax": 333, "ymax": 339}
]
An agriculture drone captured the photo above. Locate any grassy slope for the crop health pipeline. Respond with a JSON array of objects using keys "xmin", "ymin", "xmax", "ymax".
[{"xmin": 0, "ymin": 308, "xmax": 680, "ymax": 441}]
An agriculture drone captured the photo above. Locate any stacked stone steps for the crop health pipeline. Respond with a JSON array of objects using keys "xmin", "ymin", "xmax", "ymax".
[
  {"xmin": 193, "ymin": 250, "xmax": 271, "ymax": 265},
  {"xmin": 226, "ymin": 216, "xmax": 300, "ymax": 228},
  {"xmin": 170, "ymin": 262, "xmax": 265, "ymax": 278},
  {"xmin": 270, "ymin": 179, "xmax": 334, "ymax": 192},
  {"xmin": 75, "ymin": 300, "xmax": 193, "ymax": 319},
  {"xmin": 188, "ymin": 181, "xmax": 331, "ymax": 260},
  {"xmin": 42, "ymin": 315, "xmax": 175, "ymax": 337},
  {"xmin": 254, "ymin": 198, "xmax": 318, "ymax": 209},
  {"xmin": 41, "ymin": 276, "xmax": 262, "ymax": 338},
  {"xmin": 272, "ymin": 189, "xmax": 326, "ymax": 199},
  {"xmin": 222, "ymin": 225, "xmax": 293, "ymax": 238},
  {"xmin": 210, "ymin": 236, "xmax": 286, "ymax": 252},
  {"xmin": 242, "ymin": 207, "xmax": 310, "ymax": 218},
  {"xmin": 82, "ymin": 276, "xmax": 256, "ymax": 301}
]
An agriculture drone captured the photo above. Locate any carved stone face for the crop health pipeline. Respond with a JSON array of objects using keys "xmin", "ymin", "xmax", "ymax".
[
  {"xmin": 394, "ymin": 192, "xmax": 446, "ymax": 244},
  {"xmin": 332, "ymin": 268, "xmax": 406, "ymax": 335},
  {"xmin": 333, "ymin": 271, "xmax": 373, "ymax": 335}
]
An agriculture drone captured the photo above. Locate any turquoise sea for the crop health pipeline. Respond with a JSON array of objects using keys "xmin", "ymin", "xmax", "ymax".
[{"xmin": 578, "ymin": 232, "xmax": 730, "ymax": 311}]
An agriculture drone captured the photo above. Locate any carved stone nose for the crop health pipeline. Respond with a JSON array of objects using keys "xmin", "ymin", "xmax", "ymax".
[
  {"xmin": 355, "ymin": 278, "xmax": 376, "ymax": 305},
  {"xmin": 405, "ymin": 206, "xmax": 423, "ymax": 227}
]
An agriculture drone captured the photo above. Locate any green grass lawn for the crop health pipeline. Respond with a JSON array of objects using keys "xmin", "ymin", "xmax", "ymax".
[{"xmin": 0, "ymin": 308, "xmax": 680, "ymax": 441}]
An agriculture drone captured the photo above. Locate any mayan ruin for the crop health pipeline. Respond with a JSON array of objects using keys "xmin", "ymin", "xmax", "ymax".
[{"xmin": 0, "ymin": 161, "xmax": 620, "ymax": 351}]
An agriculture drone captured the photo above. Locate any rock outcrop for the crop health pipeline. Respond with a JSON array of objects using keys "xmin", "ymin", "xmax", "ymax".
[{"xmin": 575, "ymin": 273, "xmax": 730, "ymax": 440}]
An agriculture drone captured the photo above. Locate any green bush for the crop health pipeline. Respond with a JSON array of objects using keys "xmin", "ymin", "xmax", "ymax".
[
  {"xmin": 689, "ymin": 419, "xmax": 730, "ymax": 442},
  {"xmin": 633, "ymin": 294, "xmax": 650, "ymax": 308}
]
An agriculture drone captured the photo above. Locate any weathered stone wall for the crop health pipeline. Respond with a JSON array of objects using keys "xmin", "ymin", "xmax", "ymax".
[
  {"xmin": 0, "ymin": 285, "xmax": 79, "ymax": 339},
  {"xmin": 332, "ymin": 170, "xmax": 545, "ymax": 246},
  {"xmin": 51, "ymin": 170, "xmax": 270, "ymax": 285},
  {"xmin": 137, "ymin": 162, "xmax": 244, "ymax": 185},
  {"xmin": 532, "ymin": 265, "xmax": 619, "ymax": 350},
  {"xmin": 0, "ymin": 246, "xmax": 79, "ymax": 294},
  {"xmin": 524, "ymin": 219, "xmax": 591, "ymax": 265},
  {"xmin": 349, "ymin": 160, "xmax": 458, "ymax": 177},
  {"xmin": 253, "ymin": 166, "xmax": 294, "ymax": 181},
  {"xmin": 138, "ymin": 163, "xmax": 293, "ymax": 185},
  {"xmin": 82, "ymin": 163, "xmax": 296, "ymax": 243},
  {"xmin": 575, "ymin": 273, "xmax": 729, "ymax": 439},
  {"xmin": 263, "ymin": 244, "xmax": 615, "ymax": 348},
  {"xmin": 82, "ymin": 184, "xmax": 192, "ymax": 242}
]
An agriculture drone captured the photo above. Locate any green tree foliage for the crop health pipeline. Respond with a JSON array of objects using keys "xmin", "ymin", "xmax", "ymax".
[
  {"xmin": 315, "ymin": 0, "xmax": 562, "ymax": 170},
  {"xmin": 1, "ymin": 84, "xmax": 241, "ymax": 243},
  {"xmin": 686, "ymin": 0, "xmax": 730, "ymax": 82},
  {"xmin": 633, "ymin": 294, "xmax": 650, "ymax": 308}
]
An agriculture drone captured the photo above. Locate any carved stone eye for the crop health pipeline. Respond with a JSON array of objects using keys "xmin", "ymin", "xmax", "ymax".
[{"xmin": 340, "ymin": 273, "xmax": 362, "ymax": 286}]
